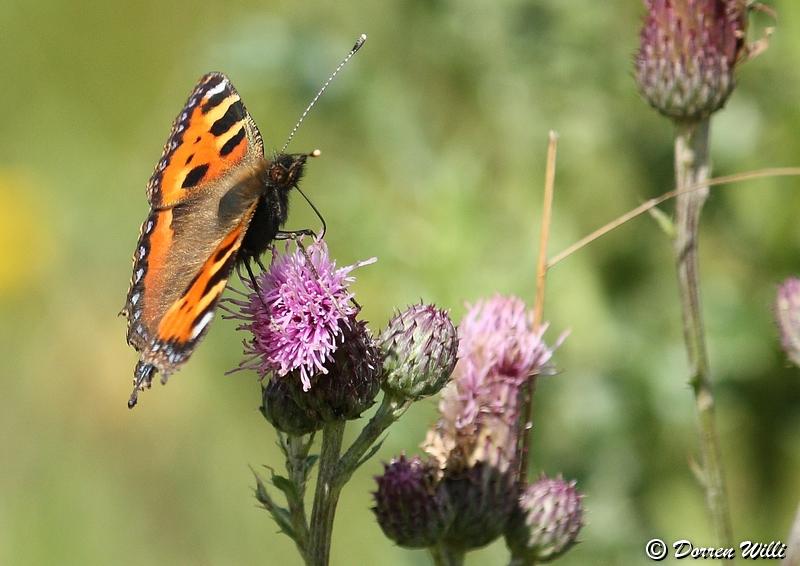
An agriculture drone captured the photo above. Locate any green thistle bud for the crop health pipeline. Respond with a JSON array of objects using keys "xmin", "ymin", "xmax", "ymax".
[
  {"xmin": 635, "ymin": 0, "xmax": 747, "ymax": 121},
  {"xmin": 776, "ymin": 278, "xmax": 800, "ymax": 368},
  {"xmin": 505, "ymin": 475, "xmax": 585, "ymax": 563},
  {"xmin": 292, "ymin": 320, "xmax": 383, "ymax": 421},
  {"xmin": 260, "ymin": 378, "xmax": 322, "ymax": 435},
  {"xmin": 372, "ymin": 455, "xmax": 453, "ymax": 548},
  {"xmin": 379, "ymin": 304, "xmax": 458, "ymax": 401},
  {"xmin": 441, "ymin": 463, "xmax": 518, "ymax": 550}
]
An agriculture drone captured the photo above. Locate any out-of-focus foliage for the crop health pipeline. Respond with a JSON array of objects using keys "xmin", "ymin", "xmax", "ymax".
[{"xmin": 1, "ymin": 1, "xmax": 799, "ymax": 564}]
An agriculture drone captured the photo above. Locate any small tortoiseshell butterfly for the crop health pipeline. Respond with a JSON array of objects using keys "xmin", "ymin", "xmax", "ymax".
[{"xmin": 121, "ymin": 35, "xmax": 366, "ymax": 408}]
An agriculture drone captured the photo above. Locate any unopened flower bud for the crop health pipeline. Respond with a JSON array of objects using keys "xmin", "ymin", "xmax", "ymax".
[
  {"xmin": 505, "ymin": 475, "xmax": 584, "ymax": 563},
  {"xmin": 372, "ymin": 455, "xmax": 452, "ymax": 548},
  {"xmin": 776, "ymin": 278, "xmax": 800, "ymax": 367},
  {"xmin": 635, "ymin": 0, "xmax": 747, "ymax": 121},
  {"xmin": 260, "ymin": 378, "xmax": 322, "ymax": 435},
  {"xmin": 379, "ymin": 304, "xmax": 458, "ymax": 401},
  {"xmin": 441, "ymin": 463, "xmax": 517, "ymax": 550}
]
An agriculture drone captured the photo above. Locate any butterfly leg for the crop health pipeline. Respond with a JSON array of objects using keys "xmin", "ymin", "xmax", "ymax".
[
  {"xmin": 274, "ymin": 228, "xmax": 316, "ymax": 240},
  {"xmin": 242, "ymin": 256, "xmax": 270, "ymax": 312},
  {"xmin": 128, "ymin": 361, "xmax": 156, "ymax": 409}
]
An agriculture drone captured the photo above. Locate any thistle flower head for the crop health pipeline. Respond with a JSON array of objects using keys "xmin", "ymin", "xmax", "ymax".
[
  {"xmin": 291, "ymin": 320, "xmax": 383, "ymax": 421},
  {"xmin": 260, "ymin": 377, "xmax": 322, "ymax": 435},
  {"xmin": 506, "ymin": 475, "xmax": 585, "ymax": 563},
  {"xmin": 233, "ymin": 240, "xmax": 375, "ymax": 391},
  {"xmin": 372, "ymin": 455, "xmax": 453, "ymax": 548},
  {"xmin": 379, "ymin": 303, "xmax": 459, "ymax": 401},
  {"xmin": 635, "ymin": 0, "xmax": 748, "ymax": 120},
  {"xmin": 776, "ymin": 278, "xmax": 800, "ymax": 368},
  {"xmin": 440, "ymin": 463, "xmax": 518, "ymax": 550},
  {"xmin": 424, "ymin": 295, "xmax": 560, "ymax": 475}
]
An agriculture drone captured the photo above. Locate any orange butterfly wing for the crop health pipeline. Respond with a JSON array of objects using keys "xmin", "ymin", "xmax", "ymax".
[
  {"xmin": 146, "ymin": 73, "xmax": 263, "ymax": 208},
  {"xmin": 123, "ymin": 73, "xmax": 268, "ymax": 405}
]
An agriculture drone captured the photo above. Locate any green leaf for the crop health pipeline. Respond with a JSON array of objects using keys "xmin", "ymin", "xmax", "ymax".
[
  {"xmin": 355, "ymin": 437, "xmax": 385, "ymax": 470},
  {"xmin": 271, "ymin": 473, "xmax": 298, "ymax": 501},
  {"xmin": 304, "ymin": 454, "xmax": 319, "ymax": 477},
  {"xmin": 648, "ymin": 205, "xmax": 675, "ymax": 239},
  {"xmin": 251, "ymin": 468, "xmax": 297, "ymax": 541}
]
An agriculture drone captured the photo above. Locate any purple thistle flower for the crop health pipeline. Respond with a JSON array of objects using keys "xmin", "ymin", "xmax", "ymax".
[
  {"xmin": 424, "ymin": 295, "xmax": 562, "ymax": 474},
  {"xmin": 372, "ymin": 455, "xmax": 453, "ymax": 548},
  {"xmin": 506, "ymin": 474, "xmax": 585, "ymax": 562},
  {"xmin": 232, "ymin": 240, "xmax": 375, "ymax": 391},
  {"xmin": 635, "ymin": 0, "xmax": 748, "ymax": 121},
  {"xmin": 776, "ymin": 277, "xmax": 800, "ymax": 368}
]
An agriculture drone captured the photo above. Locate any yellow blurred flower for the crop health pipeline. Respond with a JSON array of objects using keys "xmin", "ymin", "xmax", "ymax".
[{"xmin": 0, "ymin": 170, "xmax": 54, "ymax": 296}]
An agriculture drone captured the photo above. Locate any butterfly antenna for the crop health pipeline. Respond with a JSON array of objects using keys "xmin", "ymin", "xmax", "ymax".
[{"xmin": 281, "ymin": 33, "xmax": 367, "ymax": 153}]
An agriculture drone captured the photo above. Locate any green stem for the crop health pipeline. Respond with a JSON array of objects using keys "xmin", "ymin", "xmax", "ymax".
[
  {"xmin": 336, "ymin": 393, "xmax": 407, "ymax": 482},
  {"xmin": 307, "ymin": 421, "xmax": 346, "ymax": 566},
  {"xmin": 302, "ymin": 394, "xmax": 409, "ymax": 565},
  {"xmin": 429, "ymin": 543, "xmax": 465, "ymax": 566},
  {"xmin": 673, "ymin": 119, "xmax": 734, "ymax": 554},
  {"xmin": 283, "ymin": 433, "xmax": 312, "ymax": 557}
]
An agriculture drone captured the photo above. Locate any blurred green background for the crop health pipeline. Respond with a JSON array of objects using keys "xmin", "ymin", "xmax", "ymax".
[{"xmin": 2, "ymin": 1, "xmax": 800, "ymax": 564}]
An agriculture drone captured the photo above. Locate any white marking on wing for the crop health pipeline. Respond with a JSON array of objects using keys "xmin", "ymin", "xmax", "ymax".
[
  {"xmin": 205, "ymin": 80, "xmax": 228, "ymax": 98},
  {"xmin": 190, "ymin": 311, "xmax": 214, "ymax": 340}
]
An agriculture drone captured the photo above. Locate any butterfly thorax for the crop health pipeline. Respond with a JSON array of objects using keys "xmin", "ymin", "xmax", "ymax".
[{"xmin": 238, "ymin": 153, "xmax": 308, "ymax": 260}]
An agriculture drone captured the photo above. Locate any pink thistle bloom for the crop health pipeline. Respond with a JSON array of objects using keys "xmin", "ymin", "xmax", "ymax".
[
  {"xmin": 776, "ymin": 277, "xmax": 800, "ymax": 368},
  {"xmin": 232, "ymin": 240, "xmax": 375, "ymax": 391},
  {"xmin": 424, "ymin": 295, "xmax": 563, "ymax": 473},
  {"xmin": 506, "ymin": 474, "xmax": 585, "ymax": 562},
  {"xmin": 635, "ymin": 0, "xmax": 748, "ymax": 120}
]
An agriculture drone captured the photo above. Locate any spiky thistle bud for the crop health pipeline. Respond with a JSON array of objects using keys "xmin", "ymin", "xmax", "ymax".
[
  {"xmin": 372, "ymin": 455, "xmax": 453, "ymax": 548},
  {"xmin": 776, "ymin": 278, "xmax": 800, "ymax": 368},
  {"xmin": 260, "ymin": 377, "xmax": 322, "ymax": 435},
  {"xmin": 506, "ymin": 475, "xmax": 585, "ymax": 563},
  {"xmin": 635, "ymin": 0, "xmax": 748, "ymax": 121},
  {"xmin": 379, "ymin": 303, "xmax": 458, "ymax": 402},
  {"xmin": 440, "ymin": 463, "xmax": 518, "ymax": 550}
]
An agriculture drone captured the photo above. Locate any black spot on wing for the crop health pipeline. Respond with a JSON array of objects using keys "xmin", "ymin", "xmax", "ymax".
[
  {"xmin": 202, "ymin": 249, "xmax": 238, "ymax": 298},
  {"xmin": 212, "ymin": 237, "xmax": 236, "ymax": 263},
  {"xmin": 182, "ymin": 163, "xmax": 209, "ymax": 188},
  {"xmin": 210, "ymin": 102, "xmax": 244, "ymax": 136},
  {"xmin": 185, "ymin": 153, "xmax": 194, "ymax": 165},
  {"xmin": 220, "ymin": 126, "xmax": 246, "ymax": 156}
]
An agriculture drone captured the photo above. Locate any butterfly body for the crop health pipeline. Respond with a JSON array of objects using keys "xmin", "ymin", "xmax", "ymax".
[{"xmin": 122, "ymin": 72, "xmax": 310, "ymax": 408}]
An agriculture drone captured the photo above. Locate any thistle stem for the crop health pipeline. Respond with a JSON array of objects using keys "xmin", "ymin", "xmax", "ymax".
[
  {"xmin": 284, "ymin": 433, "xmax": 312, "ymax": 555},
  {"xmin": 337, "ymin": 393, "xmax": 407, "ymax": 483},
  {"xmin": 673, "ymin": 118, "xmax": 734, "ymax": 553},
  {"xmin": 308, "ymin": 421, "xmax": 346, "ymax": 566},
  {"xmin": 430, "ymin": 543, "xmax": 465, "ymax": 566},
  {"xmin": 303, "ymin": 394, "xmax": 410, "ymax": 565}
]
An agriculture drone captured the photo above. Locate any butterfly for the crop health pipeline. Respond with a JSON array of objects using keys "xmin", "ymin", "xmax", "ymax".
[{"xmin": 121, "ymin": 72, "xmax": 318, "ymax": 409}]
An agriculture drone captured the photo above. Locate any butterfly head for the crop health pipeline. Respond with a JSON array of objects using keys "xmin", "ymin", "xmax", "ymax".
[{"xmin": 267, "ymin": 149, "xmax": 321, "ymax": 191}]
